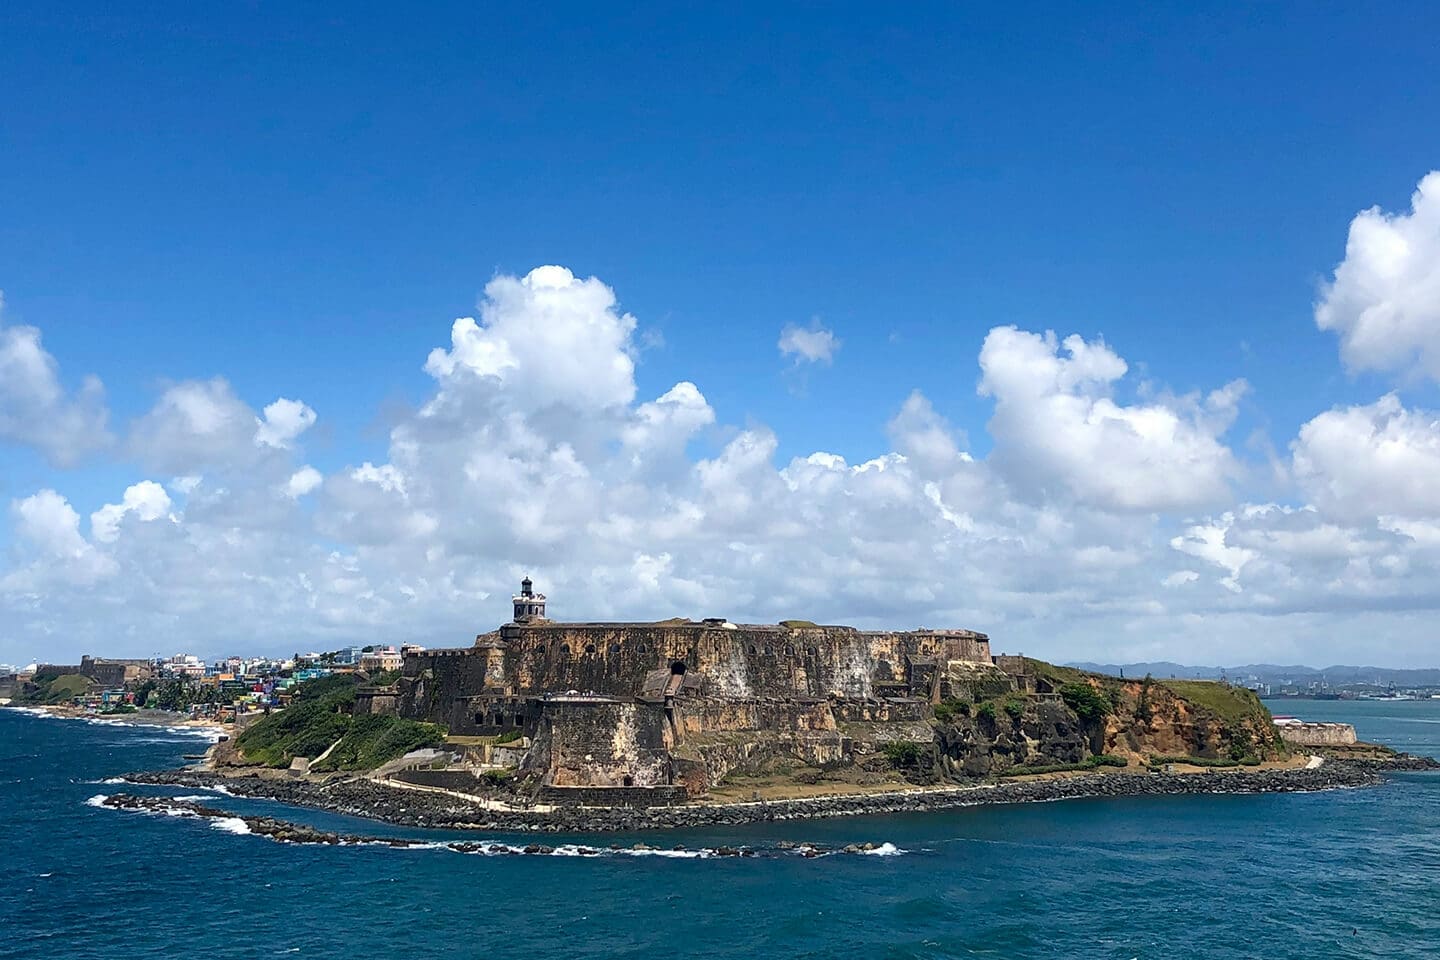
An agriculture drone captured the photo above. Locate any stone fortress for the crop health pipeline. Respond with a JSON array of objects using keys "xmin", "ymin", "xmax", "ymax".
[{"xmin": 366, "ymin": 578, "xmax": 1022, "ymax": 802}]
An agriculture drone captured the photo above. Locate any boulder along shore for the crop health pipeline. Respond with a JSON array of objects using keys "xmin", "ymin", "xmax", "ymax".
[{"xmin": 119, "ymin": 757, "xmax": 1438, "ymax": 834}]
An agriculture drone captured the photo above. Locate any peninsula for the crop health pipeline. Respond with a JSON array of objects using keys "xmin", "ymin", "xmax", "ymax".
[{"xmin": 102, "ymin": 578, "xmax": 1434, "ymax": 830}]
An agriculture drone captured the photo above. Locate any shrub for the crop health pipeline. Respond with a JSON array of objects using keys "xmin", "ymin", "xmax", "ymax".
[
  {"xmin": 494, "ymin": 729, "xmax": 521, "ymax": 744},
  {"xmin": 1003, "ymin": 697, "xmax": 1026, "ymax": 720},
  {"xmin": 1000, "ymin": 753, "xmax": 1128, "ymax": 776},
  {"xmin": 1059, "ymin": 682, "xmax": 1112, "ymax": 723},
  {"xmin": 1149, "ymin": 754, "xmax": 1241, "ymax": 769},
  {"xmin": 931, "ymin": 699, "xmax": 971, "ymax": 723},
  {"xmin": 312, "ymin": 714, "xmax": 446, "ymax": 772},
  {"xmin": 975, "ymin": 701, "xmax": 997, "ymax": 721},
  {"xmin": 882, "ymin": 741, "xmax": 926, "ymax": 767}
]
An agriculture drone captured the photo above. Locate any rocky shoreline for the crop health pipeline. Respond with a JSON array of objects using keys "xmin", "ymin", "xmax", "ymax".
[{"xmin": 119, "ymin": 757, "xmax": 1438, "ymax": 834}]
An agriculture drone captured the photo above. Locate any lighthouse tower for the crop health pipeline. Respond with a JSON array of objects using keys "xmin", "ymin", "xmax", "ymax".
[{"xmin": 512, "ymin": 576, "xmax": 547, "ymax": 622}]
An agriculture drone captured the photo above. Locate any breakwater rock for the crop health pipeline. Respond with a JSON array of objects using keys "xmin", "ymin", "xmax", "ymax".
[
  {"xmin": 93, "ymin": 794, "xmax": 891, "ymax": 858},
  {"xmin": 117, "ymin": 758, "xmax": 1430, "ymax": 833}
]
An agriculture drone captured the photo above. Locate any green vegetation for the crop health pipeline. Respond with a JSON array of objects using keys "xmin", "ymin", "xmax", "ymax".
[
  {"xmin": 1003, "ymin": 696, "xmax": 1027, "ymax": 720},
  {"xmin": 1000, "ymin": 754, "xmax": 1129, "ymax": 777},
  {"xmin": 292, "ymin": 673, "xmax": 361, "ymax": 703},
  {"xmin": 1156, "ymin": 680, "xmax": 1269, "ymax": 724},
  {"xmin": 1059, "ymin": 682, "xmax": 1112, "ymax": 722},
  {"xmin": 1149, "ymin": 754, "xmax": 1261, "ymax": 769},
  {"xmin": 235, "ymin": 698, "xmax": 352, "ymax": 766},
  {"xmin": 882, "ymin": 741, "xmax": 927, "ymax": 767},
  {"xmin": 493, "ymin": 729, "xmax": 522, "ymax": 745},
  {"xmin": 931, "ymin": 698, "xmax": 971, "ymax": 723},
  {"xmin": 237, "ymin": 674, "xmax": 442, "ymax": 770},
  {"xmin": 312, "ymin": 714, "xmax": 446, "ymax": 772},
  {"xmin": 366, "ymin": 669, "xmax": 402, "ymax": 687},
  {"xmin": 16, "ymin": 672, "xmax": 97, "ymax": 704},
  {"xmin": 975, "ymin": 701, "xmax": 997, "ymax": 721},
  {"xmin": 101, "ymin": 703, "xmax": 138, "ymax": 715},
  {"xmin": 1022, "ymin": 658, "xmax": 1090, "ymax": 685},
  {"xmin": 480, "ymin": 769, "xmax": 515, "ymax": 787},
  {"xmin": 780, "ymin": 619, "xmax": 819, "ymax": 629}
]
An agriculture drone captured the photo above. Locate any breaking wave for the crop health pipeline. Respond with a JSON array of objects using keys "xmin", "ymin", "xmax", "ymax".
[{"xmin": 210, "ymin": 817, "xmax": 252, "ymax": 835}]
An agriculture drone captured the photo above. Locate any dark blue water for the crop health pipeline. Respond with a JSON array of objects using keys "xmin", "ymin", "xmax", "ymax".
[{"xmin": 2, "ymin": 702, "xmax": 1437, "ymax": 960}]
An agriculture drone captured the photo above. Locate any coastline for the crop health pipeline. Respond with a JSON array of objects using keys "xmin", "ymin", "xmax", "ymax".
[
  {"xmin": 119, "ymin": 757, "xmax": 1438, "ymax": 834},
  {"xmin": 2, "ymin": 703, "xmax": 229, "ymax": 738}
]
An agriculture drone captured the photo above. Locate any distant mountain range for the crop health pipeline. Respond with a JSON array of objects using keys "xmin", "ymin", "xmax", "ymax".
[{"xmin": 1065, "ymin": 662, "xmax": 1440, "ymax": 687}]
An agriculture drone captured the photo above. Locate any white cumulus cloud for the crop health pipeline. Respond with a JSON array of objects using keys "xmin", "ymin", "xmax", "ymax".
[
  {"xmin": 255, "ymin": 398, "xmax": 317, "ymax": 449},
  {"xmin": 1316, "ymin": 171, "xmax": 1440, "ymax": 382},
  {"xmin": 91, "ymin": 481, "xmax": 174, "ymax": 543},
  {"xmin": 0, "ymin": 296, "xmax": 111, "ymax": 466},
  {"xmin": 778, "ymin": 320, "xmax": 841, "ymax": 365},
  {"xmin": 1292, "ymin": 394, "xmax": 1440, "ymax": 522},
  {"xmin": 979, "ymin": 326, "xmax": 1245, "ymax": 512}
]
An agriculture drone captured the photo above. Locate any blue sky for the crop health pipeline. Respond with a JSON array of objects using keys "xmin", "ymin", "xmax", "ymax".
[{"xmin": 4, "ymin": 3, "xmax": 1440, "ymax": 667}]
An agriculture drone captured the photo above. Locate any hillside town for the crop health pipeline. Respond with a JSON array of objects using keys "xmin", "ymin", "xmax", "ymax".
[{"xmin": 0, "ymin": 645, "xmax": 423, "ymax": 719}]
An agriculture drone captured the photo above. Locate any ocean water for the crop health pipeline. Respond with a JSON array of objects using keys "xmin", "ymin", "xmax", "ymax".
[{"xmin": 1, "ymin": 701, "xmax": 1436, "ymax": 960}]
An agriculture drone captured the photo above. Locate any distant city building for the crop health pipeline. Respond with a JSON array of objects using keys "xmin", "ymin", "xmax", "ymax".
[
  {"xmin": 360, "ymin": 646, "xmax": 403, "ymax": 673},
  {"xmin": 159, "ymin": 654, "xmax": 207, "ymax": 679}
]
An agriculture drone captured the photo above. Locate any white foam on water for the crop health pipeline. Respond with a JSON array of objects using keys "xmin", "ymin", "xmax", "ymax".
[
  {"xmin": 622, "ymin": 848, "xmax": 711, "ymax": 858},
  {"xmin": 85, "ymin": 794, "xmax": 109, "ymax": 808},
  {"xmin": 171, "ymin": 795, "xmax": 214, "ymax": 802},
  {"xmin": 861, "ymin": 842, "xmax": 905, "ymax": 856},
  {"xmin": 98, "ymin": 777, "xmax": 128, "ymax": 785},
  {"xmin": 210, "ymin": 817, "xmax": 252, "ymax": 835},
  {"xmin": 3, "ymin": 707, "xmax": 59, "ymax": 719}
]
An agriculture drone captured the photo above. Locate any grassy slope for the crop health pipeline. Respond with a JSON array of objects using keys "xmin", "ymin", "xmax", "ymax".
[
  {"xmin": 1156, "ymin": 679, "xmax": 1271, "ymax": 724},
  {"xmin": 236, "ymin": 674, "xmax": 445, "ymax": 770}
]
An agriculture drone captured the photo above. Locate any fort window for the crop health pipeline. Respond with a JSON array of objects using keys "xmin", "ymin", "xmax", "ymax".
[
  {"xmin": 637, "ymin": 644, "xmax": 647, "ymax": 654},
  {"xmin": 748, "ymin": 645, "xmax": 757, "ymax": 655},
  {"xmin": 585, "ymin": 643, "xmax": 597, "ymax": 655},
  {"xmin": 764, "ymin": 645, "xmax": 773, "ymax": 655},
  {"xmin": 474, "ymin": 712, "xmax": 484, "ymax": 725},
  {"xmin": 670, "ymin": 661, "xmax": 687, "ymax": 676},
  {"xmin": 785, "ymin": 644, "xmax": 795, "ymax": 656},
  {"xmin": 560, "ymin": 644, "xmax": 570, "ymax": 656},
  {"xmin": 609, "ymin": 644, "xmax": 621, "ymax": 655},
  {"xmin": 623, "ymin": 775, "xmax": 634, "ymax": 786}
]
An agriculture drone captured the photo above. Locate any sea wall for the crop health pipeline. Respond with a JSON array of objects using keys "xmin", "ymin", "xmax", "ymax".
[{"xmin": 1275, "ymin": 721, "xmax": 1358, "ymax": 746}]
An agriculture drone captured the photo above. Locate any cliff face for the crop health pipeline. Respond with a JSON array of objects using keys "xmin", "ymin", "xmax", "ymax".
[{"xmin": 924, "ymin": 673, "xmax": 1283, "ymax": 779}]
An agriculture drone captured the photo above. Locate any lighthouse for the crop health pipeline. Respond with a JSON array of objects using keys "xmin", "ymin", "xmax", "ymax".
[{"xmin": 512, "ymin": 576, "xmax": 547, "ymax": 622}]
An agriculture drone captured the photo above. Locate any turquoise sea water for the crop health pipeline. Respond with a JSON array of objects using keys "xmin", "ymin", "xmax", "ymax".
[{"xmin": 1, "ymin": 701, "xmax": 1437, "ymax": 960}]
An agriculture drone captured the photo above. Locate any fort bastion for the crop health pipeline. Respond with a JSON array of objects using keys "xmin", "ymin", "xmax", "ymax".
[{"xmin": 368, "ymin": 578, "xmax": 1016, "ymax": 800}]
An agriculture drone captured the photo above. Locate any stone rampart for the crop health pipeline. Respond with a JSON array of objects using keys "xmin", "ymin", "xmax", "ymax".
[
  {"xmin": 1274, "ymin": 720, "xmax": 1358, "ymax": 746},
  {"xmin": 522, "ymin": 699, "xmax": 673, "ymax": 788}
]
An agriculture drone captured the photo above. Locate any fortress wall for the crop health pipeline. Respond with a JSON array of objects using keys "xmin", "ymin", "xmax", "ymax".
[
  {"xmin": 354, "ymin": 688, "xmax": 398, "ymax": 716},
  {"xmin": 398, "ymin": 649, "xmax": 493, "ymax": 724},
  {"xmin": 676, "ymin": 697, "xmax": 836, "ymax": 736},
  {"xmin": 1276, "ymin": 721, "xmax": 1358, "ymax": 746},
  {"xmin": 450, "ymin": 694, "xmax": 529, "ymax": 736},
  {"xmin": 830, "ymin": 699, "xmax": 928, "ymax": 723},
  {"xmin": 498, "ymin": 624, "xmax": 991, "ymax": 700},
  {"xmin": 527, "ymin": 700, "xmax": 672, "ymax": 788}
]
